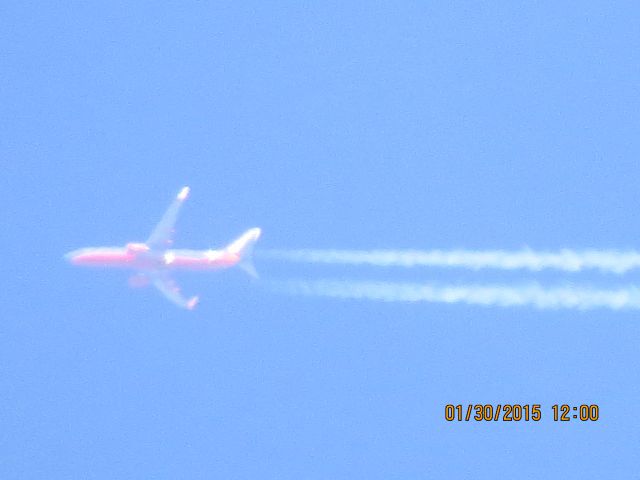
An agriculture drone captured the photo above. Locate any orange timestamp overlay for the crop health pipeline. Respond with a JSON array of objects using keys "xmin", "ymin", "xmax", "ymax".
[{"xmin": 444, "ymin": 404, "xmax": 600, "ymax": 422}]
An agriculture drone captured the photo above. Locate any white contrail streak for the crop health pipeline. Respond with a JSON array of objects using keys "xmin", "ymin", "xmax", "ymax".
[
  {"xmin": 260, "ymin": 249, "xmax": 640, "ymax": 274},
  {"xmin": 270, "ymin": 279, "xmax": 640, "ymax": 310}
]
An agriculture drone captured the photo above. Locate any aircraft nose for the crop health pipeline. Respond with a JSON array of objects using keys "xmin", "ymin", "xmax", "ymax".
[{"xmin": 63, "ymin": 250, "xmax": 79, "ymax": 262}]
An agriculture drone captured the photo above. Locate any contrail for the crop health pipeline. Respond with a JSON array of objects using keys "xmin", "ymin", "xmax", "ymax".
[
  {"xmin": 259, "ymin": 249, "xmax": 640, "ymax": 274},
  {"xmin": 269, "ymin": 279, "xmax": 640, "ymax": 310}
]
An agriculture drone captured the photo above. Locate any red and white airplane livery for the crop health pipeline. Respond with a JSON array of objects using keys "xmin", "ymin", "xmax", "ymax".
[{"xmin": 65, "ymin": 187, "xmax": 261, "ymax": 309}]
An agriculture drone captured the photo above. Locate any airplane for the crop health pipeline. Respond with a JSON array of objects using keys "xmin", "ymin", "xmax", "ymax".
[{"xmin": 65, "ymin": 186, "xmax": 261, "ymax": 309}]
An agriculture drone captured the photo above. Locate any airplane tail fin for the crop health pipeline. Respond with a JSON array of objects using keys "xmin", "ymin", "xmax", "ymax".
[{"xmin": 225, "ymin": 228, "xmax": 262, "ymax": 279}]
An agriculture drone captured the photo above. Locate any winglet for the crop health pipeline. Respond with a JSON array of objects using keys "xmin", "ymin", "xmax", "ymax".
[
  {"xmin": 177, "ymin": 186, "xmax": 190, "ymax": 201},
  {"xmin": 186, "ymin": 296, "xmax": 199, "ymax": 310}
]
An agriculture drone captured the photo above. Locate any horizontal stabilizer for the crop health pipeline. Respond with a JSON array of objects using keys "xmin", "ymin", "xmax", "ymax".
[{"xmin": 226, "ymin": 228, "xmax": 261, "ymax": 278}]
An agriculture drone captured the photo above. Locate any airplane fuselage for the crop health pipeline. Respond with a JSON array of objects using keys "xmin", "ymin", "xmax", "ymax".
[{"xmin": 66, "ymin": 246, "xmax": 240, "ymax": 271}]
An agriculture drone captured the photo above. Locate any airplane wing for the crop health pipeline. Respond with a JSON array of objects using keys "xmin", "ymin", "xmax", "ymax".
[
  {"xmin": 146, "ymin": 186, "xmax": 190, "ymax": 249},
  {"xmin": 151, "ymin": 271, "xmax": 199, "ymax": 310}
]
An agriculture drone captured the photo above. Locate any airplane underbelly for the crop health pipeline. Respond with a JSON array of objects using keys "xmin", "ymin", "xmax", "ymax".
[
  {"xmin": 170, "ymin": 256, "xmax": 237, "ymax": 270},
  {"xmin": 73, "ymin": 252, "xmax": 135, "ymax": 267}
]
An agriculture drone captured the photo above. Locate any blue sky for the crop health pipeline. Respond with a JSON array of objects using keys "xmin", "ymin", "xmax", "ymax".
[{"xmin": 2, "ymin": 2, "xmax": 640, "ymax": 478}]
